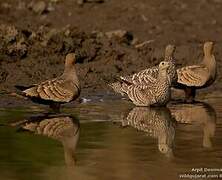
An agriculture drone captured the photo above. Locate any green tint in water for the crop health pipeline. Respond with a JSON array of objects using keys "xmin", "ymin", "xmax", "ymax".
[{"xmin": 0, "ymin": 98, "xmax": 221, "ymax": 180}]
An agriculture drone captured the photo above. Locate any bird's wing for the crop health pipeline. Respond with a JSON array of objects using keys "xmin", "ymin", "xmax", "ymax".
[
  {"xmin": 120, "ymin": 66, "xmax": 159, "ymax": 85},
  {"xmin": 177, "ymin": 65, "xmax": 209, "ymax": 87},
  {"xmin": 127, "ymin": 84, "xmax": 156, "ymax": 105},
  {"xmin": 23, "ymin": 79, "xmax": 80, "ymax": 102}
]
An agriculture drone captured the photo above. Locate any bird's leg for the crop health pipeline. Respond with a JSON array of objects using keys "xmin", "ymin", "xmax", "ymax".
[
  {"xmin": 184, "ymin": 87, "xmax": 196, "ymax": 103},
  {"xmin": 49, "ymin": 103, "xmax": 61, "ymax": 113}
]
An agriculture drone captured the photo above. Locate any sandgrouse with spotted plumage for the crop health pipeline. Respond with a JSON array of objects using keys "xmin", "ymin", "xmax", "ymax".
[
  {"xmin": 15, "ymin": 53, "xmax": 81, "ymax": 112},
  {"xmin": 109, "ymin": 61, "xmax": 172, "ymax": 106}
]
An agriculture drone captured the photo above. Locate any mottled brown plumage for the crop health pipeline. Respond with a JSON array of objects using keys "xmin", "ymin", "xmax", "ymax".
[
  {"xmin": 122, "ymin": 107, "xmax": 175, "ymax": 155},
  {"xmin": 175, "ymin": 42, "xmax": 216, "ymax": 102},
  {"xmin": 109, "ymin": 61, "xmax": 172, "ymax": 106},
  {"xmin": 16, "ymin": 53, "xmax": 81, "ymax": 112}
]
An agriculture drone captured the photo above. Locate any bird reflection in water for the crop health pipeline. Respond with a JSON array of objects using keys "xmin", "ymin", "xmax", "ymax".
[
  {"xmin": 11, "ymin": 114, "xmax": 80, "ymax": 166},
  {"xmin": 122, "ymin": 107, "xmax": 176, "ymax": 156},
  {"xmin": 171, "ymin": 102, "xmax": 216, "ymax": 148}
]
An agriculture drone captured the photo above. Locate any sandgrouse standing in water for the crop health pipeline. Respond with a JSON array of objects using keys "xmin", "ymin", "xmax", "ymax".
[
  {"xmin": 175, "ymin": 41, "xmax": 216, "ymax": 102},
  {"xmin": 15, "ymin": 53, "xmax": 81, "ymax": 112},
  {"xmin": 109, "ymin": 61, "xmax": 172, "ymax": 106}
]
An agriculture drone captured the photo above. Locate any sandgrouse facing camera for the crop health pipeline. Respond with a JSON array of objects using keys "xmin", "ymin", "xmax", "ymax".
[
  {"xmin": 15, "ymin": 53, "xmax": 81, "ymax": 112},
  {"xmin": 109, "ymin": 61, "xmax": 172, "ymax": 106}
]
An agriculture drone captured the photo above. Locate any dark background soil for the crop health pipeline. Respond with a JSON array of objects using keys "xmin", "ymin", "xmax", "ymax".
[{"xmin": 0, "ymin": 0, "xmax": 222, "ymax": 102}]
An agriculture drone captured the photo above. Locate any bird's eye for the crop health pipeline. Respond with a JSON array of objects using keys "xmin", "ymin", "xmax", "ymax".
[{"xmin": 161, "ymin": 62, "xmax": 164, "ymax": 65}]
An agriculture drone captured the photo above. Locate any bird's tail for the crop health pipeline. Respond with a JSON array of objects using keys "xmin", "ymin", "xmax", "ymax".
[
  {"xmin": 1, "ymin": 88, "xmax": 28, "ymax": 100},
  {"xmin": 8, "ymin": 92, "xmax": 28, "ymax": 100},
  {"xmin": 15, "ymin": 85, "xmax": 35, "ymax": 91},
  {"xmin": 15, "ymin": 85, "xmax": 28, "ymax": 91},
  {"xmin": 108, "ymin": 81, "xmax": 128, "ymax": 96},
  {"xmin": 12, "ymin": 85, "xmax": 35, "ymax": 99}
]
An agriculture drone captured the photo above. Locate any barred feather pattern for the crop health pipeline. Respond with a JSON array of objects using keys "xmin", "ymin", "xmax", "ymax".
[
  {"xmin": 176, "ymin": 42, "xmax": 216, "ymax": 88},
  {"xmin": 21, "ymin": 53, "xmax": 81, "ymax": 104},
  {"xmin": 177, "ymin": 64, "xmax": 212, "ymax": 87},
  {"xmin": 110, "ymin": 61, "xmax": 172, "ymax": 106},
  {"xmin": 120, "ymin": 66, "xmax": 158, "ymax": 85},
  {"xmin": 122, "ymin": 107, "xmax": 175, "ymax": 154},
  {"xmin": 109, "ymin": 45, "xmax": 176, "ymax": 99},
  {"xmin": 128, "ymin": 63, "xmax": 171, "ymax": 106},
  {"xmin": 108, "ymin": 81, "xmax": 129, "ymax": 96},
  {"xmin": 120, "ymin": 47, "xmax": 177, "ymax": 86},
  {"xmin": 24, "ymin": 78, "xmax": 80, "ymax": 103}
]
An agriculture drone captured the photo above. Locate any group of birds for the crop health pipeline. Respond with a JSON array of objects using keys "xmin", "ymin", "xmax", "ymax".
[
  {"xmin": 14, "ymin": 41, "xmax": 217, "ymax": 112},
  {"xmin": 110, "ymin": 41, "xmax": 216, "ymax": 106}
]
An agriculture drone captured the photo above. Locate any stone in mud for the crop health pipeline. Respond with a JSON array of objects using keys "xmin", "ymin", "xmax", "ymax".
[
  {"xmin": 28, "ymin": 1, "xmax": 47, "ymax": 14},
  {"xmin": 44, "ymin": 29, "xmax": 59, "ymax": 40},
  {"xmin": 77, "ymin": 0, "xmax": 85, "ymax": 5},
  {"xmin": 0, "ymin": 25, "xmax": 18, "ymax": 43},
  {"xmin": 91, "ymin": 31, "xmax": 104, "ymax": 38},
  {"xmin": 105, "ymin": 30, "xmax": 133, "ymax": 44},
  {"xmin": 47, "ymin": 3, "xmax": 55, "ymax": 12},
  {"xmin": 40, "ymin": 28, "xmax": 59, "ymax": 46}
]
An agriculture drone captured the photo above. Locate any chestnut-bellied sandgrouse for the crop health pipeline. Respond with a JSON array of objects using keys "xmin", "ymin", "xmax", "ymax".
[
  {"xmin": 15, "ymin": 53, "xmax": 81, "ymax": 112},
  {"xmin": 175, "ymin": 41, "xmax": 216, "ymax": 102}
]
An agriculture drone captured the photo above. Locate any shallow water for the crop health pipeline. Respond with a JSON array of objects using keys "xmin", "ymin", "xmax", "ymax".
[{"xmin": 0, "ymin": 96, "xmax": 222, "ymax": 180}]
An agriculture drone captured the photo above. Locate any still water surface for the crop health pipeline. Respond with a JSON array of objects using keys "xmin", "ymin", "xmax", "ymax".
[{"xmin": 0, "ymin": 96, "xmax": 221, "ymax": 180}]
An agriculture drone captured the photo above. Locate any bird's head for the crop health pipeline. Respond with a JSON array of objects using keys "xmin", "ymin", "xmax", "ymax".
[
  {"xmin": 203, "ymin": 41, "xmax": 214, "ymax": 55},
  {"xmin": 159, "ymin": 61, "xmax": 171, "ymax": 71},
  {"xmin": 65, "ymin": 53, "xmax": 76, "ymax": 66},
  {"xmin": 165, "ymin": 44, "xmax": 176, "ymax": 60}
]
